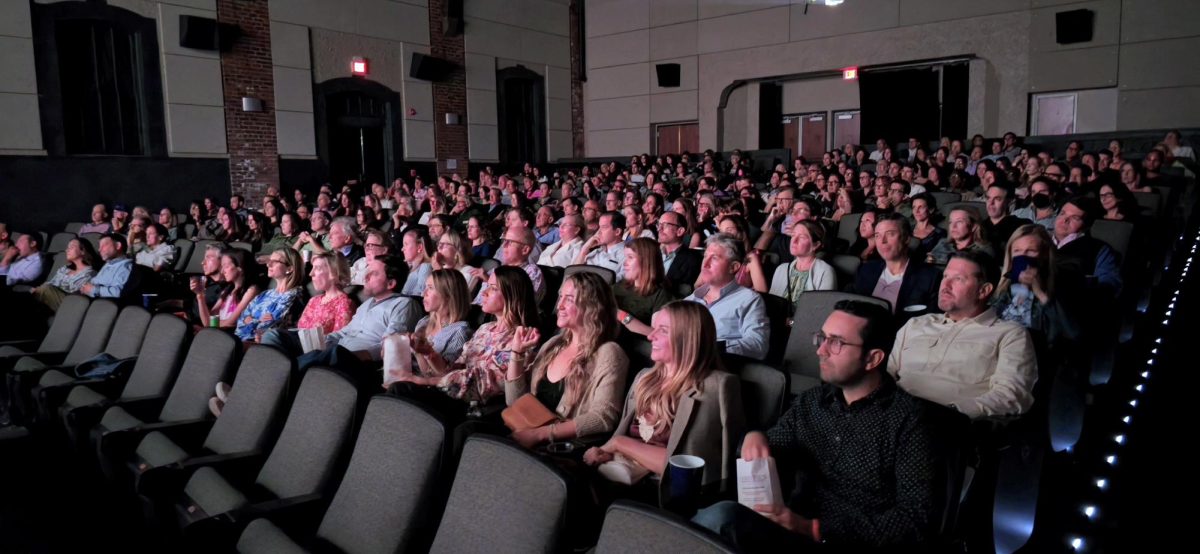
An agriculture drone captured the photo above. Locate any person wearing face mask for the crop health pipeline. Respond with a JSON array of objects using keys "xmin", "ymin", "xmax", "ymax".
[
  {"xmin": 990, "ymin": 225, "xmax": 1077, "ymax": 350},
  {"xmin": 1011, "ymin": 177, "xmax": 1058, "ymax": 232}
]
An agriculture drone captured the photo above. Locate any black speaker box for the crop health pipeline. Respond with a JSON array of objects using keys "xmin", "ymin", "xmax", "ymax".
[
  {"xmin": 410, "ymin": 53, "xmax": 454, "ymax": 82},
  {"xmin": 655, "ymin": 63, "xmax": 680, "ymax": 88},
  {"xmin": 179, "ymin": 15, "xmax": 237, "ymax": 51},
  {"xmin": 1055, "ymin": 9, "xmax": 1094, "ymax": 44}
]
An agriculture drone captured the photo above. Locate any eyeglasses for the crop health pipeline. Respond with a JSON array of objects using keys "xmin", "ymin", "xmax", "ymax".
[
  {"xmin": 1099, "ymin": 192, "xmax": 1115, "ymax": 199},
  {"xmin": 656, "ymin": 220, "xmax": 682, "ymax": 229},
  {"xmin": 502, "ymin": 238, "xmax": 529, "ymax": 248},
  {"xmin": 268, "ymin": 258, "xmax": 290, "ymax": 267},
  {"xmin": 812, "ymin": 331, "xmax": 863, "ymax": 355},
  {"xmin": 365, "ymin": 243, "xmax": 387, "ymax": 250}
]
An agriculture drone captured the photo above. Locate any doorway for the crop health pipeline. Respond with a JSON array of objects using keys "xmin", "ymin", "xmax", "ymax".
[
  {"xmin": 858, "ymin": 62, "xmax": 968, "ymax": 147},
  {"xmin": 497, "ymin": 66, "xmax": 546, "ymax": 164},
  {"xmin": 655, "ymin": 122, "xmax": 699, "ymax": 155},
  {"xmin": 316, "ymin": 78, "xmax": 402, "ymax": 188}
]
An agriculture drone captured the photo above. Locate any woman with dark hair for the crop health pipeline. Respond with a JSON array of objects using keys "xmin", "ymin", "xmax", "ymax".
[
  {"xmin": 613, "ymin": 237, "xmax": 676, "ymax": 337},
  {"xmin": 848, "ymin": 208, "xmax": 880, "ymax": 261},
  {"xmin": 355, "ymin": 205, "xmax": 379, "ymax": 234},
  {"xmin": 392, "ymin": 266, "xmax": 539, "ymax": 405},
  {"xmin": 753, "ymin": 220, "xmax": 836, "ymax": 303},
  {"xmin": 830, "ymin": 187, "xmax": 864, "ymax": 223},
  {"xmin": 503, "ymin": 272, "xmax": 629, "ymax": 448},
  {"xmin": 262, "ymin": 198, "xmax": 284, "ymax": 228},
  {"xmin": 205, "ymin": 208, "xmax": 245, "ymax": 242},
  {"xmin": 584, "ymin": 301, "xmax": 744, "ymax": 500},
  {"xmin": 243, "ymin": 212, "xmax": 272, "ymax": 251},
  {"xmin": 1099, "ymin": 181, "xmax": 1139, "ymax": 221},
  {"xmin": 198, "ymin": 249, "xmax": 259, "ymax": 330},
  {"xmin": 334, "ymin": 192, "xmax": 357, "ymax": 218},
  {"xmin": 31, "ymin": 238, "xmax": 98, "ymax": 311},
  {"xmin": 670, "ymin": 198, "xmax": 705, "ymax": 248},
  {"xmin": 136, "ymin": 222, "xmax": 178, "ymax": 272},
  {"xmin": 909, "ymin": 193, "xmax": 946, "ymax": 260},
  {"xmin": 466, "ymin": 215, "xmax": 496, "ymax": 259},
  {"xmin": 261, "ymin": 212, "xmax": 301, "ymax": 253}
]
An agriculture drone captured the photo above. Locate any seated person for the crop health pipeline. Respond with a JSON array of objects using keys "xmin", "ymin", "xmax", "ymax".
[
  {"xmin": 399, "ymin": 228, "xmax": 434, "ymax": 296},
  {"xmin": 750, "ymin": 220, "xmax": 836, "ymax": 305},
  {"xmin": 926, "ymin": 207, "xmax": 995, "ymax": 266},
  {"xmin": 466, "ymin": 215, "xmax": 496, "ymax": 260},
  {"xmin": 79, "ymin": 203, "xmax": 113, "ymax": 234},
  {"xmin": 889, "ymin": 251, "xmax": 1038, "ymax": 419},
  {"xmin": 992, "ymin": 224, "xmax": 1078, "ymax": 349},
  {"xmin": 684, "ymin": 233, "xmax": 770, "ymax": 360},
  {"xmin": 657, "ymin": 210, "xmax": 703, "ymax": 287},
  {"xmin": 235, "ymin": 248, "xmax": 304, "ymax": 342},
  {"xmin": 351, "ymin": 228, "xmax": 394, "ymax": 285},
  {"xmin": 134, "ymin": 223, "xmax": 177, "ymax": 272},
  {"xmin": 31, "ymin": 238, "xmax": 98, "ymax": 311},
  {"xmin": 392, "ymin": 267, "xmax": 539, "ymax": 405},
  {"xmin": 80, "ymin": 234, "xmax": 133, "ymax": 299},
  {"xmin": 185, "ymin": 244, "xmax": 227, "ymax": 324},
  {"xmin": 472, "ymin": 226, "xmax": 545, "ymax": 303},
  {"xmin": 537, "ymin": 214, "xmax": 585, "ymax": 268},
  {"xmin": 583, "ymin": 301, "xmax": 744, "ymax": 499},
  {"xmin": 399, "ymin": 269, "xmax": 475, "ymax": 371},
  {"xmin": 533, "ymin": 205, "xmax": 560, "ymax": 247},
  {"xmin": 196, "ymin": 249, "xmax": 260, "ymax": 330},
  {"xmin": 1012, "ymin": 177, "xmax": 1058, "ymax": 231},
  {"xmin": 260, "ymin": 212, "xmax": 301, "ymax": 253},
  {"xmin": 1053, "ymin": 195, "xmax": 1122, "ymax": 301},
  {"xmin": 257, "ymin": 253, "xmax": 355, "ymax": 357},
  {"xmin": 614, "ymin": 237, "xmax": 676, "ymax": 337},
  {"xmin": 0, "ymin": 233, "xmax": 44, "ymax": 287},
  {"xmin": 981, "ymin": 184, "xmax": 1030, "ymax": 248},
  {"xmin": 293, "ymin": 209, "xmax": 332, "ymax": 253},
  {"xmin": 909, "ymin": 193, "xmax": 946, "ymax": 260},
  {"xmin": 320, "ymin": 217, "xmax": 365, "ymax": 266},
  {"xmin": 694, "ymin": 300, "xmax": 939, "ymax": 552},
  {"xmin": 296, "ymin": 255, "xmax": 418, "ymax": 375},
  {"xmin": 575, "ymin": 211, "xmax": 627, "ymax": 278},
  {"xmin": 847, "ymin": 208, "xmax": 881, "ymax": 261},
  {"xmin": 504, "ymin": 272, "xmax": 630, "ymax": 448},
  {"xmin": 853, "ymin": 213, "xmax": 940, "ymax": 318}
]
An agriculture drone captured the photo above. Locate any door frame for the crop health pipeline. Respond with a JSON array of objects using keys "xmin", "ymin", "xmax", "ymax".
[
  {"xmin": 653, "ymin": 120, "xmax": 700, "ymax": 155},
  {"xmin": 314, "ymin": 77, "xmax": 403, "ymax": 186},
  {"xmin": 830, "ymin": 108, "xmax": 861, "ymax": 152},
  {"xmin": 791, "ymin": 111, "xmax": 829, "ymax": 161}
]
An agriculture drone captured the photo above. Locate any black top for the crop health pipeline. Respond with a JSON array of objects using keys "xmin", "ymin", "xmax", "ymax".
[
  {"xmin": 766, "ymin": 379, "xmax": 938, "ymax": 549},
  {"xmin": 981, "ymin": 215, "xmax": 1031, "ymax": 250},
  {"xmin": 535, "ymin": 376, "xmax": 565, "ymax": 413}
]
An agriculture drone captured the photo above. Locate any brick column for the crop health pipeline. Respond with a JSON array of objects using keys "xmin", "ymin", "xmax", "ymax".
[
  {"xmin": 428, "ymin": 0, "xmax": 469, "ymax": 178},
  {"xmin": 569, "ymin": 0, "xmax": 585, "ymax": 157},
  {"xmin": 217, "ymin": 0, "xmax": 278, "ymax": 203}
]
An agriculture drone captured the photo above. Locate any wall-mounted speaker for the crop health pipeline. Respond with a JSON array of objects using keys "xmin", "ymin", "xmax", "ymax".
[
  {"xmin": 179, "ymin": 15, "xmax": 238, "ymax": 51},
  {"xmin": 410, "ymin": 53, "xmax": 455, "ymax": 82},
  {"xmin": 1055, "ymin": 9, "xmax": 1094, "ymax": 44},
  {"xmin": 655, "ymin": 63, "xmax": 680, "ymax": 88}
]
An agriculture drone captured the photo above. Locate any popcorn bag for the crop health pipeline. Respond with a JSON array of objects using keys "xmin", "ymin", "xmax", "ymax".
[
  {"xmin": 737, "ymin": 457, "xmax": 784, "ymax": 510},
  {"xmin": 382, "ymin": 334, "xmax": 413, "ymax": 386}
]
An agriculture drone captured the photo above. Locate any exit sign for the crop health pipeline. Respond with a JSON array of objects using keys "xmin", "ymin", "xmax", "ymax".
[{"xmin": 843, "ymin": 67, "xmax": 858, "ymax": 80}]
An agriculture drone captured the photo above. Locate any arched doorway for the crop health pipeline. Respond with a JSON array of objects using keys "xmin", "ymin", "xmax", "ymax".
[
  {"xmin": 315, "ymin": 78, "xmax": 402, "ymax": 187},
  {"xmin": 497, "ymin": 66, "xmax": 546, "ymax": 164}
]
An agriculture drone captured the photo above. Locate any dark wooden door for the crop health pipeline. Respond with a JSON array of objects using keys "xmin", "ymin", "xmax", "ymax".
[
  {"xmin": 800, "ymin": 112, "xmax": 826, "ymax": 161},
  {"xmin": 832, "ymin": 110, "xmax": 861, "ymax": 151},
  {"xmin": 656, "ymin": 123, "xmax": 699, "ymax": 155},
  {"xmin": 782, "ymin": 116, "xmax": 800, "ymax": 161}
]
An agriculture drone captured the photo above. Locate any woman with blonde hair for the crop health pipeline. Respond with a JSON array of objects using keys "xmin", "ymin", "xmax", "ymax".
[
  {"xmin": 397, "ymin": 269, "xmax": 475, "ymax": 373},
  {"xmin": 991, "ymin": 224, "xmax": 1076, "ymax": 347},
  {"xmin": 584, "ymin": 301, "xmax": 744, "ymax": 499},
  {"xmin": 503, "ymin": 272, "xmax": 629, "ymax": 448},
  {"xmin": 613, "ymin": 237, "xmax": 676, "ymax": 337},
  {"xmin": 235, "ymin": 247, "xmax": 304, "ymax": 342},
  {"xmin": 431, "ymin": 228, "xmax": 479, "ymax": 292}
]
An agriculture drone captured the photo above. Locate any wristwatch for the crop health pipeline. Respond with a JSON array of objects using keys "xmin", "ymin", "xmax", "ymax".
[{"xmin": 621, "ymin": 313, "xmax": 634, "ymax": 325}]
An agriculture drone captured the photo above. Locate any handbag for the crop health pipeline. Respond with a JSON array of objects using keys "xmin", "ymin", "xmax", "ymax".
[{"xmin": 501, "ymin": 393, "xmax": 558, "ymax": 432}]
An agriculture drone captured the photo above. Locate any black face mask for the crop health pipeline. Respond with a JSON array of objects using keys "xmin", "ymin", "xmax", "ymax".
[{"xmin": 1031, "ymin": 193, "xmax": 1052, "ymax": 209}]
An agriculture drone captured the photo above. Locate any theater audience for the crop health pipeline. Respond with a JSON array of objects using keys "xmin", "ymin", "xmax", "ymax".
[
  {"xmin": 657, "ymin": 210, "xmax": 702, "ymax": 288},
  {"xmin": 473, "ymin": 226, "xmax": 545, "ymax": 303},
  {"xmin": 235, "ymin": 248, "xmax": 304, "ymax": 342},
  {"xmin": 982, "ymin": 184, "xmax": 1030, "ymax": 248},
  {"xmin": 694, "ymin": 300, "xmax": 937, "ymax": 551},
  {"xmin": 853, "ymin": 214, "xmax": 940, "ymax": 318},
  {"xmin": 537, "ymin": 214, "xmax": 585, "ymax": 268},
  {"xmin": 350, "ymin": 228, "xmax": 393, "ymax": 286},
  {"xmin": 196, "ymin": 249, "xmax": 258, "ymax": 330},
  {"xmin": 684, "ymin": 234, "xmax": 770, "ymax": 360},
  {"xmin": 0, "ymin": 233, "xmax": 43, "ymax": 287},
  {"xmin": 79, "ymin": 204, "xmax": 112, "ymax": 234},
  {"xmin": 1099, "ymin": 181, "xmax": 1139, "ymax": 221},
  {"xmin": 576, "ymin": 211, "xmax": 627, "ymax": 278},
  {"xmin": 388, "ymin": 269, "xmax": 474, "ymax": 379},
  {"xmin": 134, "ymin": 223, "xmax": 177, "ymax": 272},
  {"xmin": 927, "ymin": 207, "xmax": 994, "ymax": 266},
  {"xmin": 848, "ymin": 209, "xmax": 881, "ymax": 261},
  {"xmin": 261, "ymin": 212, "xmax": 300, "ymax": 253},
  {"xmin": 584, "ymin": 301, "xmax": 744, "ymax": 499},
  {"xmin": 293, "ymin": 209, "xmax": 331, "ymax": 253},
  {"xmin": 503, "ymin": 272, "xmax": 629, "ymax": 448},
  {"xmin": 909, "ymin": 193, "xmax": 946, "ymax": 260},
  {"xmin": 889, "ymin": 251, "xmax": 1037, "ymax": 419},
  {"xmin": 432, "ymin": 229, "xmax": 478, "ymax": 292}
]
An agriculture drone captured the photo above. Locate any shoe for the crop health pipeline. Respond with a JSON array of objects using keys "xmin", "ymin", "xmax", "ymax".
[
  {"xmin": 208, "ymin": 396, "xmax": 224, "ymax": 418},
  {"xmin": 215, "ymin": 382, "xmax": 231, "ymax": 402}
]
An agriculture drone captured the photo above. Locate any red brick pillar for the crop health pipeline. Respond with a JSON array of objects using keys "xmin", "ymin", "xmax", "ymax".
[
  {"xmin": 428, "ymin": 0, "xmax": 469, "ymax": 178},
  {"xmin": 217, "ymin": 0, "xmax": 278, "ymax": 203},
  {"xmin": 569, "ymin": 0, "xmax": 585, "ymax": 158}
]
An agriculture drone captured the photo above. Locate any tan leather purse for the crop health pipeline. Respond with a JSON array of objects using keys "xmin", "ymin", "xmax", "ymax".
[{"xmin": 502, "ymin": 393, "xmax": 558, "ymax": 432}]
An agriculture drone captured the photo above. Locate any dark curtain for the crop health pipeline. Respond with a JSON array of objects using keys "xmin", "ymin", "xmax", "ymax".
[{"xmin": 859, "ymin": 67, "xmax": 940, "ymax": 147}]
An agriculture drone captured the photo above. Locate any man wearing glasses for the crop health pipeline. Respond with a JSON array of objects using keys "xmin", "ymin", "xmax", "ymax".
[
  {"xmin": 350, "ymin": 229, "xmax": 393, "ymax": 286},
  {"xmin": 472, "ymin": 226, "xmax": 545, "ymax": 304},
  {"xmin": 657, "ymin": 210, "xmax": 702, "ymax": 287},
  {"xmin": 693, "ymin": 300, "xmax": 939, "ymax": 551}
]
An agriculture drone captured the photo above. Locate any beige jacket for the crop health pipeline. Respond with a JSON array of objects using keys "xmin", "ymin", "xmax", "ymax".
[{"xmin": 505, "ymin": 338, "xmax": 629, "ymax": 437}]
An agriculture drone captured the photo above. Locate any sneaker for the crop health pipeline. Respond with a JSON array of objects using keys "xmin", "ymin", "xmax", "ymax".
[
  {"xmin": 215, "ymin": 382, "xmax": 231, "ymax": 402},
  {"xmin": 208, "ymin": 396, "xmax": 224, "ymax": 418}
]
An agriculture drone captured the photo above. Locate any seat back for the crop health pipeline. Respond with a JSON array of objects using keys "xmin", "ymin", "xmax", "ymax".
[
  {"xmin": 400, "ymin": 295, "xmax": 426, "ymax": 335},
  {"xmin": 941, "ymin": 201, "xmax": 985, "ymax": 220},
  {"xmin": 430, "ymin": 435, "xmax": 569, "ymax": 554},
  {"xmin": 120, "ymin": 314, "xmax": 191, "ymax": 399},
  {"xmin": 317, "ymin": 396, "xmax": 449, "ymax": 554},
  {"xmin": 829, "ymin": 254, "xmax": 862, "ymax": 290},
  {"xmin": 47, "ymin": 232, "xmax": 76, "ymax": 253},
  {"xmin": 1091, "ymin": 219, "xmax": 1133, "ymax": 265},
  {"xmin": 759, "ymin": 292, "xmax": 793, "ymax": 365},
  {"xmin": 63, "ymin": 299, "xmax": 120, "ymax": 365},
  {"xmin": 479, "ymin": 257, "xmax": 500, "ymax": 274},
  {"xmin": 1132, "ymin": 191, "xmax": 1163, "ymax": 218},
  {"xmin": 46, "ymin": 252, "xmax": 68, "ymax": 281},
  {"xmin": 157, "ymin": 329, "xmax": 238, "ymax": 422},
  {"xmin": 64, "ymin": 222, "xmax": 84, "ymax": 234},
  {"xmin": 202, "ymin": 346, "xmax": 294, "ymax": 455},
  {"xmin": 930, "ymin": 191, "xmax": 963, "ymax": 209},
  {"xmin": 727, "ymin": 360, "xmax": 787, "ymax": 431},
  {"xmin": 103, "ymin": 306, "xmax": 152, "ymax": 359},
  {"xmin": 564, "ymin": 263, "xmax": 615, "ymax": 284},
  {"xmin": 172, "ymin": 239, "xmax": 195, "ymax": 273},
  {"xmin": 79, "ymin": 232, "xmax": 103, "ymax": 252},
  {"xmin": 254, "ymin": 368, "xmax": 358, "ymax": 500},
  {"xmin": 835, "ymin": 212, "xmax": 862, "ymax": 247},
  {"xmin": 782, "ymin": 291, "xmax": 891, "ymax": 394},
  {"xmin": 595, "ymin": 500, "xmax": 735, "ymax": 554},
  {"xmin": 38, "ymin": 294, "xmax": 91, "ymax": 353}
]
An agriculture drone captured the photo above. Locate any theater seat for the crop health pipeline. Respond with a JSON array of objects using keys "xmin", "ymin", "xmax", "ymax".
[
  {"xmin": 0, "ymin": 294, "xmax": 89, "ymax": 365},
  {"xmin": 236, "ymin": 395, "xmax": 450, "ymax": 554},
  {"xmin": 595, "ymin": 500, "xmax": 734, "ymax": 554},
  {"xmin": 782, "ymin": 291, "xmax": 890, "ymax": 395},
  {"xmin": 564, "ymin": 263, "xmax": 615, "ymax": 284},
  {"xmin": 429, "ymin": 435, "xmax": 569, "ymax": 554}
]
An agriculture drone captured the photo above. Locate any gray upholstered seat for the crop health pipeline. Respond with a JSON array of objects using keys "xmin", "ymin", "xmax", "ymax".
[
  {"xmin": 429, "ymin": 435, "xmax": 569, "ymax": 554},
  {"xmin": 0, "ymin": 294, "xmax": 89, "ymax": 365},
  {"xmin": 176, "ymin": 368, "xmax": 357, "ymax": 527},
  {"xmin": 726, "ymin": 360, "xmax": 787, "ymax": 431},
  {"xmin": 564, "ymin": 263, "xmax": 615, "ymax": 284},
  {"xmin": 595, "ymin": 500, "xmax": 736, "ymax": 554},
  {"xmin": 237, "ymin": 395, "xmax": 448, "ymax": 554}
]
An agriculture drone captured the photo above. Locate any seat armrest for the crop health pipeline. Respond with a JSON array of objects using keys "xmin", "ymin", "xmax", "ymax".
[
  {"xmin": 110, "ymin": 394, "xmax": 168, "ymax": 421},
  {"xmin": 180, "ymin": 494, "xmax": 325, "ymax": 552},
  {"xmin": 99, "ymin": 417, "xmax": 210, "ymax": 462},
  {"xmin": 136, "ymin": 449, "xmax": 266, "ymax": 499}
]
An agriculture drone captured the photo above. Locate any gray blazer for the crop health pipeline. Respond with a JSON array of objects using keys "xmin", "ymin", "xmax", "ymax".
[{"xmin": 615, "ymin": 369, "xmax": 746, "ymax": 499}]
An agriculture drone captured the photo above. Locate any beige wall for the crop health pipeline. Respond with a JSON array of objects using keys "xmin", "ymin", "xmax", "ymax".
[
  {"xmin": 462, "ymin": 0, "xmax": 572, "ymax": 162},
  {"xmin": 0, "ymin": 0, "xmax": 41, "ymax": 154},
  {"xmin": 584, "ymin": 0, "xmax": 1200, "ymax": 156}
]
